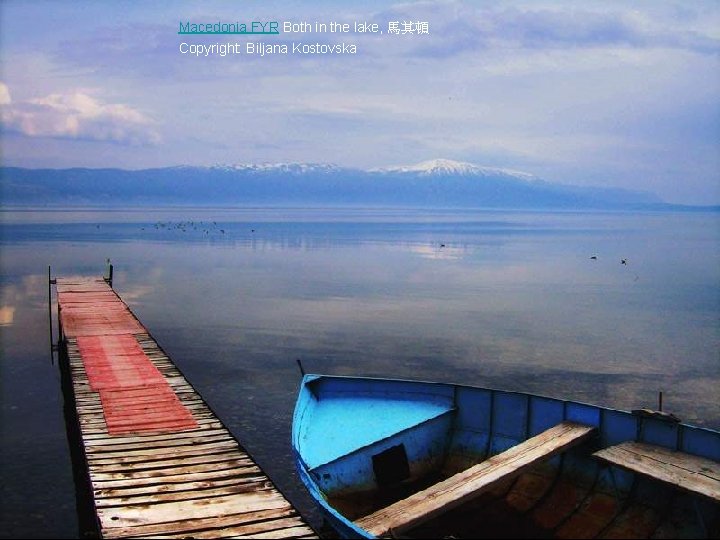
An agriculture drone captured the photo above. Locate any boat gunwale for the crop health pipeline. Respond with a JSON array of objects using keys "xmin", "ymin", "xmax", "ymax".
[{"xmin": 296, "ymin": 373, "xmax": 720, "ymax": 438}]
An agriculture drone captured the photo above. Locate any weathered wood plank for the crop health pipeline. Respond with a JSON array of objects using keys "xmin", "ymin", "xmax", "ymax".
[
  {"xmin": 84, "ymin": 434, "xmax": 232, "ymax": 454},
  {"xmin": 77, "ymin": 410, "xmax": 201, "ymax": 425},
  {"xmin": 97, "ymin": 491, "xmax": 290, "ymax": 529},
  {"xmin": 593, "ymin": 442, "xmax": 720, "ymax": 502},
  {"xmin": 90, "ymin": 465, "xmax": 263, "ymax": 489},
  {"xmin": 93, "ymin": 475, "xmax": 270, "ymax": 499},
  {"xmin": 77, "ymin": 406, "xmax": 209, "ymax": 423},
  {"xmin": 90, "ymin": 458, "xmax": 255, "ymax": 481},
  {"xmin": 77, "ymin": 405, "xmax": 209, "ymax": 419},
  {"xmin": 356, "ymin": 421, "xmax": 594, "ymax": 537},
  {"xmin": 75, "ymin": 388, "xmax": 200, "ymax": 403},
  {"xmin": 233, "ymin": 525, "xmax": 319, "ymax": 539},
  {"xmin": 83, "ymin": 426, "xmax": 227, "ymax": 445},
  {"xmin": 80, "ymin": 419, "xmax": 223, "ymax": 437},
  {"xmin": 88, "ymin": 451, "xmax": 248, "ymax": 472},
  {"xmin": 95, "ymin": 480, "xmax": 275, "ymax": 508},
  {"xmin": 77, "ymin": 407, "xmax": 204, "ymax": 419},
  {"xmin": 148, "ymin": 517, "xmax": 315, "ymax": 538},
  {"xmin": 101, "ymin": 507, "xmax": 296, "ymax": 539},
  {"xmin": 79, "ymin": 401, "xmax": 207, "ymax": 417},
  {"xmin": 85, "ymin": 440, "xmax": 241, "ymax": 461}
]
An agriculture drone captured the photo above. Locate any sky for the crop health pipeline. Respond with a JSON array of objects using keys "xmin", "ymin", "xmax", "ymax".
[{"xmin": 0, "ymin": 0, "xmax": 718, "ymax": 204}]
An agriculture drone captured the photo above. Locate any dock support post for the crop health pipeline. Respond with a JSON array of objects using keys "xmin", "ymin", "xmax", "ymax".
[
  {"xmin": 104, "ymin": 261, "xmax": 114, "ymax": 288},
  {"xmin": 48, "ymin": 266, "xmax": 58, "ymax": 362},
  {"xmin": 57, "ymin": 290, "xmax": 63, "ymax": 346}
]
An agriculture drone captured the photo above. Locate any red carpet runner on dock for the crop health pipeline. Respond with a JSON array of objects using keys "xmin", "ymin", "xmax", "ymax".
[{"xmin": 59, "ymin": 282, "xmax": 197, "ymax": 435}]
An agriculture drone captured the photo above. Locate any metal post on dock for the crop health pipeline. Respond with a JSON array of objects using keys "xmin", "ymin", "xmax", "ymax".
[
  {"xmin": 57, "ymin": 286, "xmax": 63, "ymax": 347},
  {"xmin": 48, "ymin": 266, "xmax": 57, "ymax": 363},
  {"xmin": 104, "ymin": 259, "xmax": 114, "ymax": 288}
]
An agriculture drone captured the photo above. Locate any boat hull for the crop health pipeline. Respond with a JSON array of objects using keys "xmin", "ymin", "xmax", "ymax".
[{"xmin": 292, "ymin": 374, "xmax": 720, "ymax": 539}]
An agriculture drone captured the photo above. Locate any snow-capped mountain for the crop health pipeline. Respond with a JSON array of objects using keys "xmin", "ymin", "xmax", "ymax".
[
  {"xmin": 209, "ymin": 158, "xmax": 538, "ymax": 180},
  {"xmin": 372, "ymin": 159, "xmax": 538, "ymax": 180},
  {"xmin": 213, "ymin": 162, "xmax": 342, "ymax": 174},
  {"xmin": 1, "ymin": 160, "xmax": 664, "ymax": 208}
]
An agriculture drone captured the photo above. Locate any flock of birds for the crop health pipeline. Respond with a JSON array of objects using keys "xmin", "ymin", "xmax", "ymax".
[
  {"xmin": 145, "ymin": 220, "xmax": 229, "ymax": 235},
  {"xmin": 92, "ymin": 220, "xmax": 258, "ymax": 238},
  {"xmin": 135, "ymin": 221, "xmax": 254, "ymax": 236},
  {"xmin": 590, "ymin": 254, "xmax": 628, "ymax": 265},
  {"xmin": 591, "ymin": 254, "xmax": 639, "ymax": 280}
]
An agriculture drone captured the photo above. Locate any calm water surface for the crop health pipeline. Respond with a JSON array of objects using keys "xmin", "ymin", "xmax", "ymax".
[{"xmin": 1, "ymin": 207, "xmax": 719, "ymax": 538}]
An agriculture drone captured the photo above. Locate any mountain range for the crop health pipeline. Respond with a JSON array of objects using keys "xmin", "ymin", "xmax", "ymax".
[{"xmin": 0, "ymin": 159, "xmax": 677, "ymax": 209}]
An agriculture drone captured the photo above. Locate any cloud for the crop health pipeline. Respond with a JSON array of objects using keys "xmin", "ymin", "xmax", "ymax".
[
  {"xmin": 0, "ymin": 82, "xmax": 10, "ymax": 105},
  {"xmin": 54, "ymin": 24, "xmax": 182, "ymax": 80},
  {"xmin": 1, "ymin": 85, "xmax": 161, "ymax": 145}
]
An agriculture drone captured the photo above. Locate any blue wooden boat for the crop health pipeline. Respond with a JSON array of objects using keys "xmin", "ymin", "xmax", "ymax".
[{"xmin": 292, "ymin": 374, "xmax": 720, "ymax": 539}]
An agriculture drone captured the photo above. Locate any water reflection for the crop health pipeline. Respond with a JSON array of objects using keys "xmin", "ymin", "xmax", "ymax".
[
  {"xmin": 1, "ymin": 207, "xmax": 719, "ymax": 537},
  {"xmin": 0, "ymin": 305, "xmax": 15, "ymax": 325}
]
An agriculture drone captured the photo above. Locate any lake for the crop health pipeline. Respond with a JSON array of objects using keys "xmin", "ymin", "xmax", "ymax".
[{"xmin": 1, "ymin": 206, "xmax": 718, "ymax": 538}]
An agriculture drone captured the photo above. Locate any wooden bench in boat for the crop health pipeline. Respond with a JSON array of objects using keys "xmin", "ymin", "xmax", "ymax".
[
  {"xmin": 355, "ymin": 421, "xmax": 596, "ymax": 537},
  {"xmin": 593, "ymin": 442, "xmax": 720, "ymax": 502}
]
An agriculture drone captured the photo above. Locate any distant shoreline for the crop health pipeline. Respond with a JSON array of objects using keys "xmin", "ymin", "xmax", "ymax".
[
  {"xmin": 1, "ymin": 203, "xmax": 718, "ymax": 213},
  {"xmin": 0, "ymin": 163, "xmax": 693, "ymax": 210}
]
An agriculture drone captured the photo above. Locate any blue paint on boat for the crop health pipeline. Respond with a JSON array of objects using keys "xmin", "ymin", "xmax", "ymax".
[
  {"xmin": 298, "ymin": 390, "xmax": 453, "ymax": 470},
  {"xmin": 292, "ymin": 374, "xmax": 720, "ymax": 539}
]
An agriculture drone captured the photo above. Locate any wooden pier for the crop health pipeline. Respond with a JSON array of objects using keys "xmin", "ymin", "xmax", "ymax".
[{"xmin": 54, "ymin": 275, "xmax": 317, "ymax": 539}]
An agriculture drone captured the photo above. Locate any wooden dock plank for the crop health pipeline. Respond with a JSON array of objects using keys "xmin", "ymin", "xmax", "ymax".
[
  {"xmin": 80, "ymin": 420, "xmax": 223, "ymax": 437},
  {"xmin": 89, "ymin": 459, "xmax": 257, "ymax": 481},
  {"xmin": 56, "ymin": 276, "xmax": 316, "ymax": 539},
  {"xmin": 84, "ymin": 434, "xmax": 235, "ymax": 454},
  {"xmin": 95, "ymin": 482, "xmax": 275, "ymax": 508},
  {"xmin": 88, "ymin": 451, "xmax": 249, "ymax": 471},
  {"xmin": 96, "ymin": 491, "xmax": 290, "ymax": 528},
  {"xmin": 83, "ymin": 428, "xmax": 230, "ymax": 446},
  {"xmin": 593, "ymin": 441, "xmax": 720, "ymax": 502},
  {"xmin": 147, "ymin": 517, "xmax": 316, "ymax": 539},
  {"xmin": 93, "ymin": 475, "xmax": 271, "ymax": 499},
  {"xmin": 90, "ymin": 465, "xmax": 264, "ymax": 490},
  {"xmin": 84, "ymin": 440, "xmax": 243, "ymax": 461},
  {"xmin": 234, "ymin": 526, "xmax": 319, "ymax": 539},
  {"xmin": 100, "ymin": 507, "xmax": 297, "ymax": 539}
]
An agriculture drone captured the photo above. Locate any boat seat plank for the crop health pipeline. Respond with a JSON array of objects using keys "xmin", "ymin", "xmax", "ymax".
[
  {"xmin": 593, "ymin": 441, "xmax": 720, "ymax": 502},
  {"xmin": 355, "ymin": 421, "xmax": 595, "ymax": 537}
]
